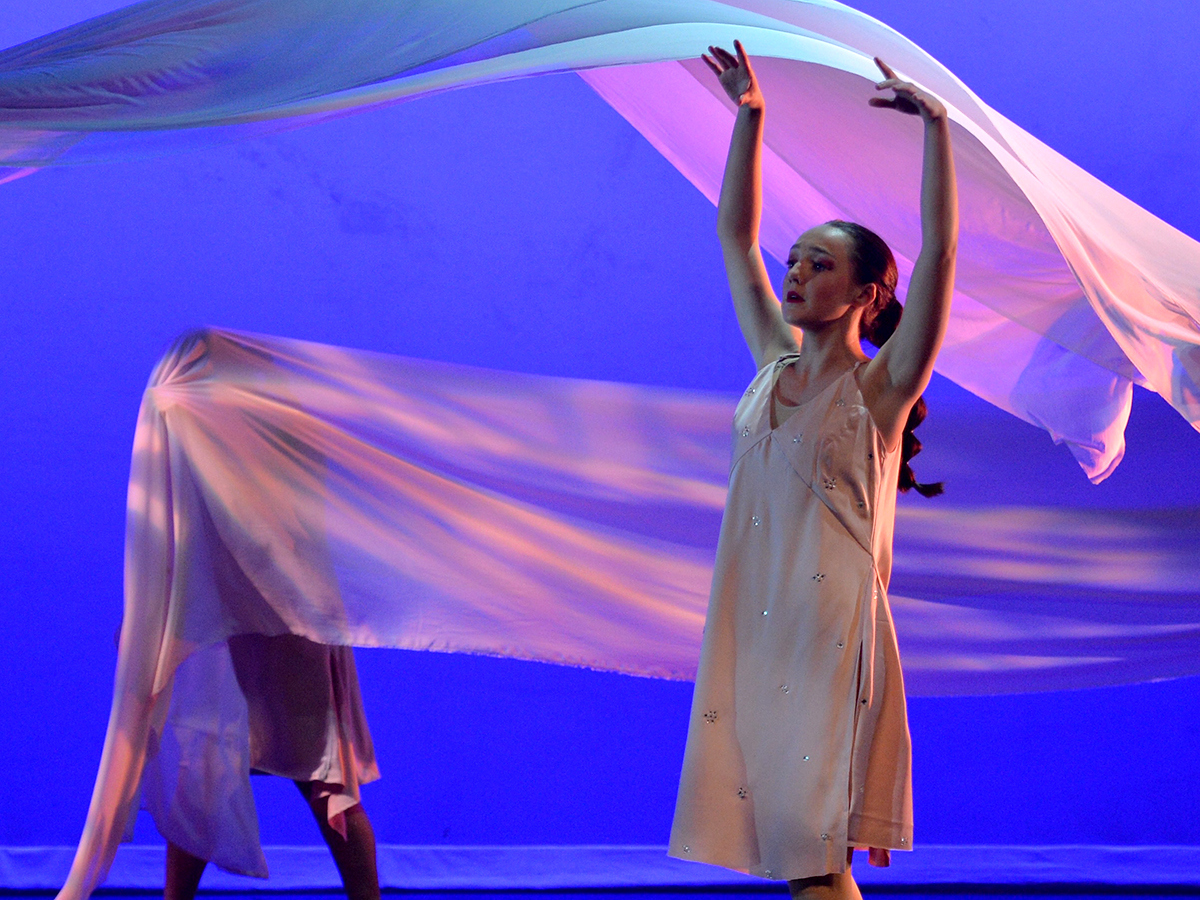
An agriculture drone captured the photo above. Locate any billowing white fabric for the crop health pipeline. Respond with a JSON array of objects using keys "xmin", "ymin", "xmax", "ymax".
[
  {"xmin": 2, "ymin": 0, "xmax": 1199, "ymax": 480},
  {"xmin": 7, "ymin": 1, "xmax": 1197, "ymax": 895},
  {"xmin": 60, "ymin": 327, "xmax": 1200, "ymax": 898}
]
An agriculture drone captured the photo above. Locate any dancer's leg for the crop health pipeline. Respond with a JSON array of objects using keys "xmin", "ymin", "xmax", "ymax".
[
  {"xmin": 787, "ymin": 873, "xmax": 862, "ymax": 900},
  {"xmin": 294, "ymin": 780, "xmax": 380, "ymax": 900},
  {"xmin": 787, "ymin": 851, "xmax": 862, "ymax": 900},
  {"xmin": 164, "ymin": 842, "xmax": 207, "ymax": 900}
]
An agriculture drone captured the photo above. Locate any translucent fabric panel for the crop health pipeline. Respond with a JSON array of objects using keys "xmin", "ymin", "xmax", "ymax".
[
  {"xmin": 3, "ymin": 0, "xmax": 1199, "ymax": 480},
  {"xmin": 8, "ymin": 1, "xmax": 1199, "ymax": 895},
  {"xmin": 60, "ymin": 329, "xmax": 1200, "ymax": 897}
]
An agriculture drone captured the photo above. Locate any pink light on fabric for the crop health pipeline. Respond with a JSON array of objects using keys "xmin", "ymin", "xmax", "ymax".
[
  {"xmin": 7, "ymin": 1, "xmax": 1199, "ymax": 895},
  {"xmin": 2, "ymin": 0, "xmax": 1199, "ymax": 482},
  {"xmin": 59, "ymin": 328, "xmax": 1200, "ymax": 898}
]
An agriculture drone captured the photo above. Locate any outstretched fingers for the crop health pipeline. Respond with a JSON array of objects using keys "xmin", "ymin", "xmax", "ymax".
[
  {"xmin": 872, "ymin": 58, "xmax": 910, "ymax": 100},
  {"xmin": 709, "ymin": 44, "xmax": 738, "ymax": 69},
  {"xmin": 733, "ymin": 40, "xmax": 759, "ymax": 82},
  {"xmin": 734, "ymin": 39, "xmax": 750, "ymax": 67},
  {"xmin": 703, "ymin": 40, "xmax": 763, "ymax": 109},
  {"xmin": 874, "ymin": 57, "xmax": 897, "ymax": 80},
  {"xmin": 869, "ymin": 57, "xmax": 944, "ymax": 120}
]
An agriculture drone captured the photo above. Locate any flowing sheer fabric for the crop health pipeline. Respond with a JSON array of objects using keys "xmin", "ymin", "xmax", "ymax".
[
  {"xmin": 61, "ymin": 328, "xmax": 1200, "ymax": 897},
  {"xmin": 2, "ymin": 0, "xmax": 1199, "ymax": 480},
  {"xmin": 7, "ymin": 1, "xmax": 1198, "ymax": 895}
]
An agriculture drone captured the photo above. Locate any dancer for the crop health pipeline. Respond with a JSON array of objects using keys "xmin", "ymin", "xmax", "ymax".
[
  {"xmin": 668, "ymin": 43, "xmax": 957, "ymax": 899},
  {"xmin": 164, "ymin": 634, "xmax": 381, "ymax": 900}
]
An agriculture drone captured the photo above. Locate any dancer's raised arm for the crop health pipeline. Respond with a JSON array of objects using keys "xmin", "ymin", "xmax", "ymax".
[
  {"xmin": 675, "ymin": 46, "xmax": 957, "ymax": 896},
  {"xmin": 860, "ymin": 59, "xmax": 958, "ymax": 444},
  {"xmin": 703, "ymin": 41, "xmax": 797, "ymax": 367}
]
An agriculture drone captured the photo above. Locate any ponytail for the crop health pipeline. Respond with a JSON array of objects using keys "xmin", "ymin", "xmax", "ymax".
[
  {"xmin": 825, "ymin": 220, "xmax": 943, "ymax": 498},
  {"xmin": 898, "ymin": 396, "xmax": 943, "ymax": 497}
]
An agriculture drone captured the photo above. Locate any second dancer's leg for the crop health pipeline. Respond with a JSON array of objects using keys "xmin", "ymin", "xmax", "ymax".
[
  {"xmin": 164, "ymin": 842, "xmax": 207, "ymax": 900},
  {"xmin": 294, "ymin": 780, "xmax": 380, "ymax": 900}
]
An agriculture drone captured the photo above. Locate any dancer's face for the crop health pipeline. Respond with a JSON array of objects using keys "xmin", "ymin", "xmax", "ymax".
[{"xmin": 781, "ymin": 226, "xmax": 873, "ymax": 329}]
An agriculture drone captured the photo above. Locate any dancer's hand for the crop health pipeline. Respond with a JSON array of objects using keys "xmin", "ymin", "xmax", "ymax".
[
  {"xmin": 869, "ymin": 58, "xmax": 945, "ymax": 124},
  {"xmin": 702, "ymin": 40, "xmax": 764, "ymax": 110}
]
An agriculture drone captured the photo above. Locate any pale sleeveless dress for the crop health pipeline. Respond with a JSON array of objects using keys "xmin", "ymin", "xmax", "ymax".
[
  {"xmin": 668, "ymin": 354, "xmax": 912, "ymax": 880},
  {"xmin": 227, "ymin": 633, "xmax": 379, "ymax": 833}
]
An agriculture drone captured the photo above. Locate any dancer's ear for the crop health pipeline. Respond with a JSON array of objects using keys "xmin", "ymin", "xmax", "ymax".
[{"xmin": 855, "ymin": 282, "xmax": 878, "ymax": 308}]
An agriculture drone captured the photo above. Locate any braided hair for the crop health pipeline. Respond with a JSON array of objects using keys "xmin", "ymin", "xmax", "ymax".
[{"xmin": 824, "ymin": 220, "xmax": 943, "ymax": 498}]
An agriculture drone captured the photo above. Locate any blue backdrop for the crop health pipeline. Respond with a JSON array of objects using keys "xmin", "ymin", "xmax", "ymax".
[{"xmin": 1, "ymin": 0, "xmax": 1198, "ymax": 876}]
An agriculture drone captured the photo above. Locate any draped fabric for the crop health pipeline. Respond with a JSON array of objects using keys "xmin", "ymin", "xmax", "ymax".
[
  {"xmin": 8, "ymin": 1, "xmax": 1198, "ymax": 896},
  {"xmin": 61, "ymin": 328, "xmax": 1200, "ymax": 898},
  {"xmin": 2, "ymin": 0, "xmax": 1199, "ymax": 481}
]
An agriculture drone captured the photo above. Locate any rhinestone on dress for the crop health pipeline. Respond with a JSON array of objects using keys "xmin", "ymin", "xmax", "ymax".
[
  {"xmin": 764, "ymin": 870, "xmax": 772, "ymax": 879},
  {"xmin": 793, "ymin": 435, "xmax": 802, "ymax": 443},
  {"xmin": 741, "ymin": 426, "xmax": 750, "ymax": 437},
  {"xmin": 836, "ymin": 641, "xmax": 844, "ymax": 649},
  {"xmin": 812, "ymin": 573, "xmax": 825, "ymax": 583},
  {"xmin": 761, "ymin": 609, "xmax": 769, "ymax": 616},
  {"xmin": 900, "ymin": 838, "xmax": 908, "ymax": 845},
  {"xmin": 821, "ymin": 833, "xmax": 830, "ymax": 841},
  {"xmin": 803, "ymin": 755, "xmax": 810, "ymax": 761},
  {"xmin": 746, "ymin": 387, "xmax": 756, "ymax": 394},
  {"xmin": 751, "ymin": 515, "xmax": 761, "ymax": 526},
  {"xmin": 780, "ymin": 685, "xmax": 790, "ymax": 694},
  {"xmin": 836, "ymin": 398, "xmax": 846, "ymax": 407},
  {"xmin": 683, "ymin": 845, "xmax": 690, "ymax": 853},
  {"xmin": 823, "ymin": 476, "xmax": 837, "ymax": 490},
  {"xmin": 703, "ymin": 710, "xmax": 718, "ymax": 724},
  {"xmin": 867, "ymin": 452, "xmax": 874, "ymax": 460},
  {"xmin": 737, "ymin": 786, "xmax": 748, "ymax": 799},
  {"xmin": 857, "ymin": 500, "xmax": 864, "ymax": 508}
]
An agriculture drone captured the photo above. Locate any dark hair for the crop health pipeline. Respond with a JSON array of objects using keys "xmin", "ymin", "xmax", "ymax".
[{"xmin": 824, "ymin": 220, "xmax": 943, "ymax": 498}]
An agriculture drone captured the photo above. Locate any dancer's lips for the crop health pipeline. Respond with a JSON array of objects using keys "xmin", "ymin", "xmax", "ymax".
[{"xmin": 785, "ymin": 290, "xmax": 802, "ymax": 303}]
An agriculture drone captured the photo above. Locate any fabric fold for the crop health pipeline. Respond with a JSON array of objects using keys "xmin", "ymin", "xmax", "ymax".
[
  {"xmin": 55, "ymin": 327, "xmax": 1200, "ymax": 898},
  {"xmin": 7, "ymin": 2, "xmax": 1196, "ymax": 895},
  {"xmin": 3, "ymin": 0, "xmax": 1199, "ymax": 480}
]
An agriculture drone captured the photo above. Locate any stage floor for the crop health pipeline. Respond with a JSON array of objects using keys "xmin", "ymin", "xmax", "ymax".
[{"xmin": 4, "ymin": 889, "xmax": 1198, "ymax": 899}]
